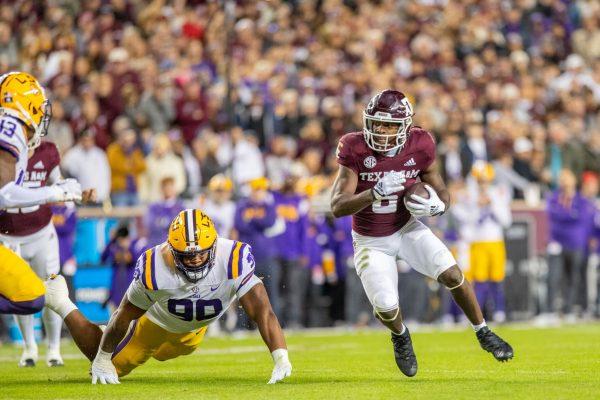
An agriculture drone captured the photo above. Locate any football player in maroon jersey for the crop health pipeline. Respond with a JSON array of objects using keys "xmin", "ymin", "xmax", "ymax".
[{"xmin": 331, "ymin": 90, "xmax": 513, "ymax": 377}]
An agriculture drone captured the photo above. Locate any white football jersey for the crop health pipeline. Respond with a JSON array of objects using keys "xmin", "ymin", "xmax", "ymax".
[
  {"xmin": 0, "ymin": 115, "xmax": 28, "ymax": 185},
  {"xmin": 126, "ymin": 237, "xmax": 261, "ymax": 333}
]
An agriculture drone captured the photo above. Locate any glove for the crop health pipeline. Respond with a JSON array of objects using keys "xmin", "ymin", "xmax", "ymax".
[
  {"xmin": 405, "ymin": 184, "xmax": 446, "ymax": 217},
  {"xmin": 48, "ymin": 179, "xmax": 82, "ymax": 203},
  {"xmin": 372, "ymin": 171, "xmax": 406, "ymax": 200},
  {"xmin": 268, "ymin": 349, "xmax": 292, "ymax": 384},
  {"xmin": 91, "ymin": 350, "xmax": 120, "ymax": 384}
]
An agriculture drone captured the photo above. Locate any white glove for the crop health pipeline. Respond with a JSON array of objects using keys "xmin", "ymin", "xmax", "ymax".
[
  {"xmin": 404, "ymin": 184, "xmax": 446, "ymax": 217},
  {"xmin": 268, "ymin": 349, "xmax": 292, "ymax": 384},
  {"xmin": 48, "ymin": 179, "xmax": 82, "ymax": 203},
  {"xmin": 91, "ymin": 350, "xmax": 120, "ymax": 384},
  {"xmin": 372, "ymin": 171, "xmax": 406, "ymax": 200}
]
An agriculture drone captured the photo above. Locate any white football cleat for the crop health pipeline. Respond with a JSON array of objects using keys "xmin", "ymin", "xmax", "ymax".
[
  {"xmin": 44, "ymin": 275, "xmax": 77, "ymax": 319},
  {"xmin": 18, "ymin": 345, "xmax": 39, "ymax": 368},
  {"xmin": 46, "ymin": 348, "xmax": 64, "ymax": 367}
]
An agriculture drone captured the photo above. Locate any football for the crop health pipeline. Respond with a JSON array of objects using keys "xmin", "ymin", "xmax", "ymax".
[{"xmin": 403, "ymin": 181, "xmax": 430, "ymax": 203}]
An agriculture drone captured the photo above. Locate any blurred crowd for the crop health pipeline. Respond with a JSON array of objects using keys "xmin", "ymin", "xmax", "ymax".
[
  {"xmin": 1, "ymin": 0, "xmax": 600, "ymax": 332},
  {"xmin": 1, "ymin": 0, "xmax": 599, "ymax": 205}
]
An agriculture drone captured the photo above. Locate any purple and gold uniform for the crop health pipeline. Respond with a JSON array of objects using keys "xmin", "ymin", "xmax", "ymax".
[
  {"xmin": 111, "ymin": 239, "xmax": 260, "ymax": 376},
  {"xmin": 0, "ymin": 142, "xmax": 62, "ymax": 313}
]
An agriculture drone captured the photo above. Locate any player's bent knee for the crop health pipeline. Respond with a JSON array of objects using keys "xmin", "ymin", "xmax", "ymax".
[
  {"xmin": 438, "ymin": 266, "xmax": 464, "ymax": 290},
  {"xmin": 372, "ymin": 292, "xmax": 398, "ymax": 312},
  {"xmin": 8, "ymin": 295, "xmax": 45, "ymax": 315}
]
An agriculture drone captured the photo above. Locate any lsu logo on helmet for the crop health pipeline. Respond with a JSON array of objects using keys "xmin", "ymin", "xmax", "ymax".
[
  {"xmin": 168, "ymin": 209, "xmax": 218, "ymax": 282},
  {"xmin": 0, "ymin": 72, "xmax": 52, "ymax": 149}
]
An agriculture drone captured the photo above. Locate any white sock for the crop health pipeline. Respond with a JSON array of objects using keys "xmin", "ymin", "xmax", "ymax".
[
  {"xmin": 43, "ymin": 308, "xmax": 62, "ymax": 352},
  {"xmin": 54, "ymin": 299, "xmax": 78, "ymax": 320},
  {"xmin": 15, "ymin": 314, "xmax": 37, "ymax": 351},
  {"xmin": 392, "ymin": 323, "xmax": 407, "ymax": 336},
  {"xmin": 472, "ymin": 320, "xmax": 487, "ymax": 332}
]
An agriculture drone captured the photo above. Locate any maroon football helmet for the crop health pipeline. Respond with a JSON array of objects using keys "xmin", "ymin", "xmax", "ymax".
[{"xmin": 363, "ymin": 90, "xmax": 414, "ymax": 152}]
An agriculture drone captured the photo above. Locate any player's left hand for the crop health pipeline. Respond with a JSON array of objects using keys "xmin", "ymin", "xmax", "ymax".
[
  {"xmin": 268, "ymin": 349, "xmax": 292, "ymax": 384},
  {"xmin": 91, "ymin": 350, "xmax": 120, "ymax": 385},
  {"xmin": 405, "ymin": 184, "xmax": 446, "ymax": 217}
]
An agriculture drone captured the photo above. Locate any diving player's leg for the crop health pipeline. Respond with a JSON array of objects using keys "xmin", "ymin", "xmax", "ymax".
[
  {"xmin": 9, "ymin": 238, "xmax": 41, "ymax": 367},
  {"xmin": 112, "ymin": 315, "xmax": 171, "ymax": 377},
  {"xmin": 153, "ymin": 326, "xmax": 208, "ymax": 361},
  {"xmin": 352, "ymin": 234, "xmax": 417, "ymax": 377},
  {"xmin": 44, "ymin": 274, "xmax": 103, "ymax": 361},
  {"xmin": 0, "ymin": 245, "xmax": 45, "ymax": 315},
  {"xmin": 400, "ymin": 220, "xmax": 514, "ymax": 362}
]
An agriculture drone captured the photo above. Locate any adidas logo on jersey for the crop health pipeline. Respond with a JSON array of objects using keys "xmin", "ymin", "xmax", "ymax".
[
  {"xmin": 404, "ymin": 158, "xmax": 416, "ymax": 166},
  {"xmin": 33, "ymin": 160, "xmax": 44, "ymax": 169}
]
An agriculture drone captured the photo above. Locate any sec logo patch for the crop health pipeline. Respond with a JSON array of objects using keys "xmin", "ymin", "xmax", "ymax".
[{"xmin": 364, "ymin": 156, "xmax": 377, "ymax": 169}]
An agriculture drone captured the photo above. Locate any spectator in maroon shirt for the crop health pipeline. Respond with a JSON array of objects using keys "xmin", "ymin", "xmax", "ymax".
[{"xmin": 174, "ymin": 75, "xmax": 207, "ymax": 145}]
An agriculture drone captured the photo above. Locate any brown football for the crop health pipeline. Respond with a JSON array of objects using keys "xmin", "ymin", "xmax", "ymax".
[{"xmin": 403, "ymin": 182, "xmax": 430, "ymax": 203}]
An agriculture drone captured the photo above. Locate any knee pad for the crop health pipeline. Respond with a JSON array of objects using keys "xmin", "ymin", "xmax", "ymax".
[{"xmin": 372, "ymin": 292, "xmax": 399, "ymax": 321}]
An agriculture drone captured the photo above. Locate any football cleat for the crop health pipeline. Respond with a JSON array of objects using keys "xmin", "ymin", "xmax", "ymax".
[
  {"xmin": 18, "ymin": 346, "xmax": 38, "ymax": 368},
  {"xmin": 46, "ymin": 349, "xmax": 64, "ymax": 367},
  {"xmin": 476, "ymin": 327, "xmax": 514, "ymax": 362},
  {"xmin": 391, "ymin": 329, "xmax": 418, "ymax": 377}
]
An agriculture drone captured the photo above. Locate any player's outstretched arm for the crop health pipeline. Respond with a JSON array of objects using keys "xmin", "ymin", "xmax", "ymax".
[
  {"xmin": 330, "ymin": 165, "xmax": 375, "ymax": 217},
  {"xmin": 91, "ymin": 298, "xmax": 146, "ymax": 384},
  {"xmin": 240, "ymin": 283, "xmax": 291, "ymax": 384},
  {"xmin": 0, "ymin": 151, "xmax": 82, "ymax": 208}
]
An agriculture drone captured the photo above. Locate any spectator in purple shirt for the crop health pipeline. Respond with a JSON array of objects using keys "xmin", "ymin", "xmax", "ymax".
[
  {"xmin": 234, "ymin": 177, "xmax": 281, "ymax": 318},
  {"xmin": 546, "ymin": 169, "xmax": 596, "ymax": 317},
  {"xmin": 144, "ymin": 177, "xmax": 185, "ymax": 247},
  {"xmin": 101, "ymin": 225, "xmax": 147, "ymax": 311}
]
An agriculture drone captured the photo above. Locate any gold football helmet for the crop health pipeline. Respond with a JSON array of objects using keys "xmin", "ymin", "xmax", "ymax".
[
  {"xmin": 168, "ymin": 209, "xmax": 218, "ymax": 282},
  {"xmin": 0, "ymin": 72, "xmax": 51, "ymax": 149}
]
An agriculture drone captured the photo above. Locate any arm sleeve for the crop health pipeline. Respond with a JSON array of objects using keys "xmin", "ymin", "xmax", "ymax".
[
  {"xmin": 0, "ymin": 181, "xmax": 60, "ymax": 208},
  {"xmin": 125, "ymin": 256, "xmax": 157, "ymax": 310},
  {"xmin": 235, "ymin": 245, "xmax": 262, "ymax": 299}
]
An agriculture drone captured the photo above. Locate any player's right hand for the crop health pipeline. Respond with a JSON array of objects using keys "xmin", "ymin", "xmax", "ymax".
[
  {"xmin": 372, "ymin": 171, "xmax": 406, "ymax": 200},
  {"xmin": 48, "ymin": 179, "xmax": 82, "ymax": 203},
  {"xmin": 91, "ymin": 350, "xmax": 120, "ymax": 385}
]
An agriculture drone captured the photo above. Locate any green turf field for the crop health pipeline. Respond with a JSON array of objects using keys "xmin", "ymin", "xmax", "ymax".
[{"xmin": 1, "ymin": 324, "xmax": 599, "ymax": 400}]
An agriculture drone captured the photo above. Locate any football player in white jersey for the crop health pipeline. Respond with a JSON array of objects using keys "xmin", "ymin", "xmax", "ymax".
[
  {"xmin": 0, "ymin": 72, "xmax": 84, "ymax": 318},
  {"xmin": 44, "ymin": 209, "xmax": 292, "ymax": 384}
]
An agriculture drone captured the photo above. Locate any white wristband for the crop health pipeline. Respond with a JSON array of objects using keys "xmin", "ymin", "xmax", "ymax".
[
  {"xmin": 271, "ymin": 348, "xmax": 289, "ymax": 364},
  {"xmin": 96, "ymin": 349, "xmax": 113, "ymax": 361}
]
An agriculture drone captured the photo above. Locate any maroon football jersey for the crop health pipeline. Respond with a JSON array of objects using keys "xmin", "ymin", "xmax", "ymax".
[
  {"xmin": 0, "ymin": 141, "xmax": 60, "ymax": 236},
  {"xmin": 336, "ymin": 127, "xmax": 436, "ymax": 237}
]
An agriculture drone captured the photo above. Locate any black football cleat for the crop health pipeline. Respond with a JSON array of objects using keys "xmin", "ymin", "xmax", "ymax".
[
  {"xmin": 476, "ymin": 326, "xmax": 514, "ymax": 362},
  {"xmin": 18, "ymin": 358, "xmax": 36, "ymax": 368},
  {"xmin": 391, "ymin": 329, "xmax": 418, "ymax": 377}
]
